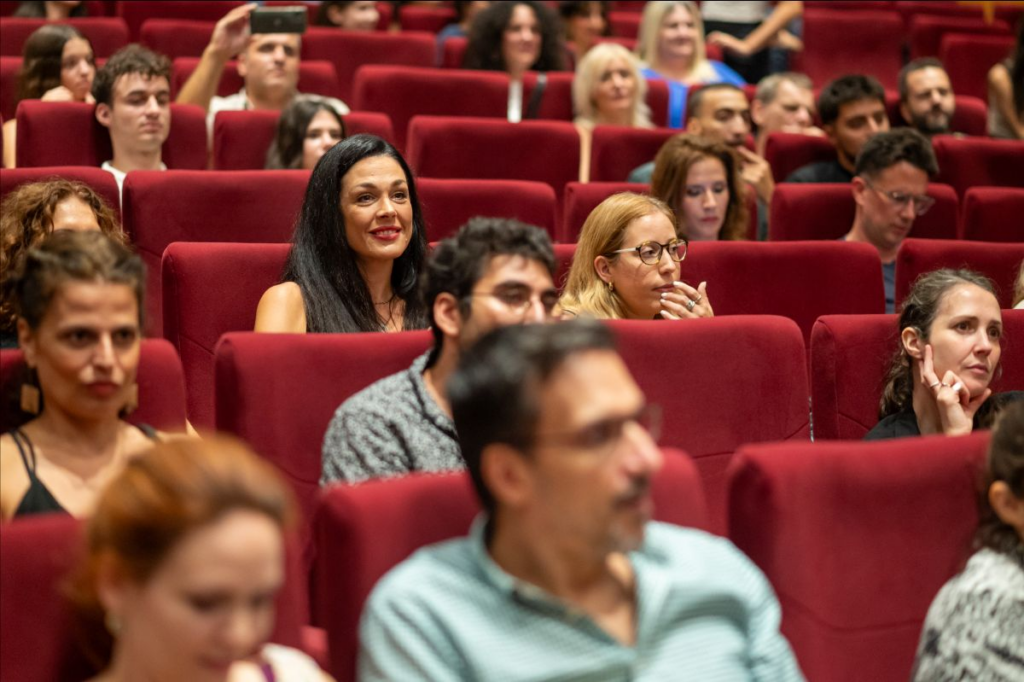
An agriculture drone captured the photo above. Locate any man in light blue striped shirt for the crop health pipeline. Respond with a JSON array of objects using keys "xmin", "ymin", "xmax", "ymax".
[{"xmin": 359, "ymin": 321, "xmax": 805, "ymax": 681}]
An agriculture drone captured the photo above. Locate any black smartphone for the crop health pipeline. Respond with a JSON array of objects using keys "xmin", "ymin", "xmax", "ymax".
[{"xmin": 250, "ymin": 7, "xmax": 307, "ymax": 34}]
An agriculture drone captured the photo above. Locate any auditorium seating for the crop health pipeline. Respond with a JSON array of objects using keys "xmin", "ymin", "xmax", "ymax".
[
  {"xmin": 312, "ymin": 451, "xmax": 708, "ymax": 682},
  {"xmin": 589, "ymin": 125, "xmax": 679, "ymax": 183},
  {"xmin": 932, "ymin": 136, "xmax": 1024, "ymax": 197},
  {"xmin": 172, "ymin": 57, "xmax": 340, "ymax": 100},
  {"xmin": 441, "ymin": 35, "xmax": 468, "ymax": 68},
  {"xmin": 0, "ymin": 17, "xmax": 128, "ymax": 57},
  {"xmin": 608, "ymin": 10, "xmax": 642, "ymax": 39},
  {"xmin": 810, "ymin": 311, "xmax": 1024, "ymax": 441},
  {"xmin": 766, "ymin": 132, "xmax": 836, "ymax": 184},
  {"xmin": 116, "ymin": 0, "xmax": 243, "ymax": 41},
  {"xmin": 0, "ymin": 513, "xmax": 309, "ymax": 682},
  {"xmin": 884, "ymin": 93, "xmax": 988, "ymax": 138},
  {"xmin": 793, "ymin": 8, "xmax": 904, "ymax": 89},
  {"xmin": 940, "ymin": 33, "xmax": 1015, "ymax": 101},
  {"xmin": 0, "ymin": 166, "xmax": 121, "ymax": 219},
  {"xmin": 123, "ymin": 170, "xmax": 310, "ymax": 336},
  {"xmin": 407, "ymin": 116, "xmax": 581, "ymax": 197},
  {"xmin": 211, "ymin": 110, "xmax": 394, "ymax": 170},
  {"xmin": 606, "ymin": 317, "xmax": 810, "ymax": 532},
  {"xmin": 14, "ymin": 100, "xmax": 206, "ymax": 170},
  {"xmin": 140, "ymin": 19, "xmax": 215, "ymax": 60},
  {"xmin": 961, "ymin": 187, "xmax": 1024, "ymax": 242},
  {"xmin": 397, "ymin": 4, "xmax": 455, "ymax": 33},
  {"xmin": 728, "ymin": 433, "xmax": 990, "ymax": 682},
  {"xmin": 895, "ymin": 238, "xmax": 1024, "ymax": 309},
  {"xmin": 1, "ymin": 56, "xmax": 21, "ymax": 121},
  {"xmin": 301, "ymin": 29, "xmax": 436, "ymax": 105},
  {"xmin": 416, "ymin": 178, "xmax": 557, "ymax": 242},
  {"xmin": 0, "ymin": 339, "xmax": 188, "ymax": 433},
  {"xmin": 561, "ymin": 181, "xmax": 649, "ymax": 243},
  {"xmin": 907, "ymin": 14, "xmax": 1010, "ymax": 59},
  {"xmin": 768, "ymin": 183, "xmax": 959, "ymax": 241}
]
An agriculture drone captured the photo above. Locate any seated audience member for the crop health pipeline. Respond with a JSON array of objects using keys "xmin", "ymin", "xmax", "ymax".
[
  {"xmin": 265, "ymin": 95, "xmax": 346, "ymax": 170},
  {"xmin": 67, "ymin": 437, "xmax": 333, "ymax": 680},
  {"xmin": 911, "ymin": 400, "xmax": 1024, "ymax": 681},
  {"xmin": 12, "ymin": 0, "xmax": 85, "ymax": 19},
  {"xmin": 321, "ymin": 218, "xmax": 558, "ymax": 485},
  {"xmin": 255, "ymin": 134, "xmax": 428, "ymax": 334},
  {"xmin": 865, "ymin": 269, "xmax": 1021, "ymax": 440},
  {"xmin": 463, "ymin": 1, "xmax": 565, "ymax": 122},
  {"xmin": 0, "ymin": 180, "xmax": 124, "ymax": 348},
  {"xmin": 651, "ymin": 135, "xmax": 748, "ymax": 241},
  {"xmin": 898, "ymin": 58, "xmax": 956, "ymax": 138},
  {"xmin": 92, "ymin": 45, "xmax": 171, "ymax": 196},
  {"xmin": 2, "ymin": 25, "xmax": 95, "ymax": 169},
  {"xmin": 988, "ymin": 20, "xmax": 1024, "ymax": 139},
  {"xmin": 751, "ymin": 71, "xmax": 821, "ymax": 157},
  {"xmin": 559, "ymin": 1, "xmax": 609, "ymax": 61},
  {"xmin": 177, "ymin": 4, "xmax": 349, "ymax": 133},
  {"xmin": 359, "ymin": 321, "xmax": 805, "ymax": 681},
  {"xmin": 0, "ymin": 231, "xmax": 159, "ymax": 521},
  {"xmin": 315, "ymin": 0, "xmax": 380, "ymax": 31},
  {"xmin": 635, "ymin": 1, "xmax": 744, "ymax": 129},
  {"xmin": 1015, "ymin": 261, "xmax": 1024, "ymax": 310},
  {"xmin": 844, "ymin": 128, "xmax": 937, "ymax": 314},
  {"xmin": 705, "ymin": 1, "xmax": 805, "ymax": 83},
  {"xmin": 437, "ymin": 1, "xmax": 491, "ymax": 49},
  {"xmin": 786, "ymin": 74, "xmax": 889, "ymax": 183},
  {"xmin": 560, "ymin": 192, "xmax": 713, "ymax": 321},
  {"xmin": 573, "ymin": 42, "xmax": 653, "ymax": 182}
]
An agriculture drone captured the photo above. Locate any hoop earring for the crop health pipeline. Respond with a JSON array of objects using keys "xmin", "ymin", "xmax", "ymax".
[
  {"xmin": 20, "ymin": 368, "xmax": 40, "ymax": 415},
  {"xmin": 123, "ymin": 383, "xmax": 138, "ymax": 415},
  {"xmin": 606, "ymin": 280, "xmax": 615, "ymax": 293}
]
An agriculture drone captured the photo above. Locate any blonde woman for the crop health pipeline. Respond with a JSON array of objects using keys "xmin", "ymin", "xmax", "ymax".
[
  {"xmin": 635, "ymin": 0, "xmax": 744, "ymax": 128},
  {"xmin": 573, "ymin": 42, "xmax": 653, "ymax": 181},
  {"xmin": 560, "ymin": 192, "xmax": 713, "ymax": 321}
]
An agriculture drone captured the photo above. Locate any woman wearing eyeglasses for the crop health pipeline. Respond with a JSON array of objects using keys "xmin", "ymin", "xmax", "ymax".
[{"xmin": 560, "ymin": 192, "xmax": 714, "ymax": 321}]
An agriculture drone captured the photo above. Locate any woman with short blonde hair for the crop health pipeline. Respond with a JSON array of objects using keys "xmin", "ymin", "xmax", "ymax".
[{"xmin": 573, "ymin": 42, "xmax": 653, "ymax": 129}]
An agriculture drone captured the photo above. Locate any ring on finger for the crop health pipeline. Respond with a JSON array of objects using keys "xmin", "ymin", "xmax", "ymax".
[
  {"xmin": 685, "ymin": 298, "xmax": 696, "ymax": 312},
  {"xmin": 928, "ymin": 381, "xmax": 941, "ymax": 389}
]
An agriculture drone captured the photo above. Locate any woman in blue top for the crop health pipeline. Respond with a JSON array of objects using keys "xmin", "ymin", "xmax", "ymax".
[{"xmin": 635, "ymin": 1, "xmax": 745, "ymax": 128}]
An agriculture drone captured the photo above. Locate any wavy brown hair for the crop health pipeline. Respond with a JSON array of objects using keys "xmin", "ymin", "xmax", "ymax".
[{"xmin": 0, "ymin": 179, "xmax": 125, "ymax": 335}]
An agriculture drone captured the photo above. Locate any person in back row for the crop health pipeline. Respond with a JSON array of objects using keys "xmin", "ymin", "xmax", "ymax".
[
  {"xmin": 786, "ymin": 74, "xmax": 889, "ymax": 183},
  {"xmin": 751, "ymin": 71, "xmax": 822, "ymax": 158},
  {"xmin": 320, "ymin": 217, "xmax": 558, "ymax": 484},
  {"xmin": 843, "ymin": 128, "xmax": 937, "ymax": 314},
  {"xmin": 93, "ymin": 45, "xmax": 171, "ymax": 197},
  {"xmin": 176, "ymin": 3, "xmax": 348, "ymax": 134},
  {"xmin": 898, "ymin": 58, "xmax": 956, "ymax": 138},
  {"xmin": 359, "ymin": 321, "xmax": 805, "ymax": 681}
]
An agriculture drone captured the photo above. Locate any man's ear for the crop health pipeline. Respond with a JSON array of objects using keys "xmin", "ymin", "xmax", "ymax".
[
  {"xmin": 480, "ymin": 442, "xmax": 533, "ymax": 510},
  {"xmin": 432, "ymin": 292, "xmax": 462, "ymax": 339},
  {"xmin": 750, "ymin": 98, "xmax": 766, "ymax": 127},
  {"xmin": 823, "ymin": 123, "xmax": 837, "ymax": 146},
  {"xmin": 685, "ymin": 117, "xmax": 702, "ymax": 135},
  {"xmin": 594, "ymin": 255, "xmax": 613, "ymax": 285},
  {"xmin": 851, "ymin": 175, "xmax": 867, "ymax": 208},
  {"xmin": 95, "ymin": 102, "xmax": 112, "ymax": 129},
  {"xmin": 236, "ymin": 47, "xmax": 249, "ymax": 78},
  {"xmin": 901, "ymin": 325, "xmax": 924, "ymax": 360},
  {"xmin": 898, "ymin": 101, "xmax": 911, "ymax": 126}
]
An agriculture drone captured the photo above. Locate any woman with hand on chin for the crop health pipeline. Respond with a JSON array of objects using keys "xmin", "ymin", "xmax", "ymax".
[
  {"xmin": 255, "ymin": 134, "xmax": 428, "ymax": 334},
  {"xmin": 865, "ymin": 269, "xmax": 1022, "ymax": 440},
  {"xmin": 560, "ymin": 192, "xmax": 714, "ymax": 321}
]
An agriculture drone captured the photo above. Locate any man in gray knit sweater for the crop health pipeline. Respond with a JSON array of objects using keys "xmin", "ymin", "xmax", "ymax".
[{"xmin": 320, "ymin": 217, "xmax": 558, "ymax": 484}]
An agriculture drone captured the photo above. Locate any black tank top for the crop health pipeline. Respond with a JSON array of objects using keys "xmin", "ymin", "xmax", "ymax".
[{"xmin": 10, "ymin": 424, "xmax": 158, "ymax": 519}]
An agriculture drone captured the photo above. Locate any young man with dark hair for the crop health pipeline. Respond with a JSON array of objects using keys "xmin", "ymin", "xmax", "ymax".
[
  {"xmin": 92, "ymin": 44, "xmax": 172, "ymax": 195},
  {"xmin": 844, "ymin": 128, "xmax": 939, "ymax": 313},
  {"xmin": 898, "ymin": 58, "xmax": 956, "ymax": 137},
  {"xmin": 359, "ymin": 321, "xmax": 805, "ymax": 681},
  {"xmin": 786, "ymin": 74, "xmax": 889, "ymax": 183},
  {"xmin": 320, "ymin": 217, "xmax": 558, "ymax": 484}
]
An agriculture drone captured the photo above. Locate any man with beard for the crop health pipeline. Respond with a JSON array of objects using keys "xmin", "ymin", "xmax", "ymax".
[{"xmin": 898, "ymin": 58, "xmax": 957, "ymax": 137}]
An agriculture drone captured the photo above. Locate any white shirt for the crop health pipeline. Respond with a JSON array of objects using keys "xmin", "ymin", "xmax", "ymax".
[
  {"xmin": 701, "ymin": 1, "xmax": 771, "ymax": 24},
  {"xmin": 208, "ymin": 88, "xmax": 351, "ymax": 137},
  {"xmin": 101, "ymin": 160, "xmax": 167, "ymax": 203}
]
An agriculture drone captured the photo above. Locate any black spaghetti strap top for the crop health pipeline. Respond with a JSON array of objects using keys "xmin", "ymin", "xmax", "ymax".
[{"xmin": 10, "ymin": 424, "xmax": 159, "ymax": 519}]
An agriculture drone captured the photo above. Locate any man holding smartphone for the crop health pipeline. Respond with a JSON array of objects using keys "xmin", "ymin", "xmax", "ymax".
[{"xmin": 177, "ymin": 3, "xmax": 348, "ymax": 133}]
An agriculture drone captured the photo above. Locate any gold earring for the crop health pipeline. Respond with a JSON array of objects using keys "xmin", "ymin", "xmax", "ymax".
[
  {"xmin": 606, "ymin": 280, "xmax": 615, "ymax": 293},
  {"xmin": 123, "ymin": 383, "xmax": 138, "ymax": 415},
  {"xmin": 105, "ymin": 612, "xmax": 122, "ymax": 636},
  {"xmin": 20, "ymin": 369, "xmax": 40, "ymax": 415}
]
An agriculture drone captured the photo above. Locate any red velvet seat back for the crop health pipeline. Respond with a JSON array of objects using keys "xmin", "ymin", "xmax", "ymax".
[
  {"xmin": 172, "ymin": 57, "xmax": 340, "ymax": 100},
  {"xmin": 416, "ymin": 178, "xmax": 557, "ymax": 242},
  {"xmin": 0, "ymin": 166, "xmax": 121, "ymax": 221},
  {"xmin": 140, "ymin": 19, "xmax": 215, "ymax": 60},
  {"xmin": 769, "ymin": 183, "xmax": 959, "ymax": 241},
  {"xmin": 116, "ymin": 0, "xmax": 243, "ymax": 41},
  {"xmin": 211, "ymin": 109, "xmax": 393, "ymax": 170},
  {"xmin": 810, "ymin": 311, "xmax": 1024, "ymax": 441},
  {"xmin": 313, "ymin": 452, "xmax": 708, "ymax": 682},
  {"xmin": 793, "ymin": 9, "xmax": 904, "ymax": 89},
  {"xmin": 895, "ymin": 238, "xmax": 1024, "ymax": 309},
  {"xmin": 940, "ymin": 33, "xmax": 1015, "ymax": 101},
  {"xmin": 0, "ymin": 17, "xmax": 128, "ymax": 57},
  {"xmin": 561, "ymin": 181, "xmax": 649, "ymax": 243},
  {"xmin": 161, "ymin": 242, "xmax": 291, "ymax": 429},
  {"xmin": 728, "ymin": 434, "xmax": 990, "ymax": 682},
  {"xmin": 123, "ymin": 170, "xmax": 309, "ymax": 336},
  {"xmin": 15, "ymin": 100, "xmax": 207, "ymax": 169},
  {"xmin": 766, "ymin": 132, "xmax": 836, "ymax": 184},
  {"xmin": 0, "ymin": 339, "xmax": 188, "ymax": 433},
  {"xmin": 908, "ymin": 14, "xmax": 1010, "ymax": 59},
  {"xmin": 397, "ymin": 4, "xmax": 456, "ymax": 32},
  {"xmin": 884, "ymin": 92, "xmax": 989, "ymax": 138},
  {"xmin": 961, "ymin": 187, "xmax": 1024, "ymax": 242},
  {"xmin": 589, "ymin": 125, "xmax": 678, "ymax": 182},
  {"xmin": 933, "ymin": 136, "xmax": 1024, "ymax": 197},
  {"xmin": 1, "ymin": 55, "xmax": 21, "ymax": 121}
]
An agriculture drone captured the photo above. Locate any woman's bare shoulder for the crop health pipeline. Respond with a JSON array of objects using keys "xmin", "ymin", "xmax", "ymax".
[{"xmin": 254, "ymin": 282, "xmax": 306, "ymax": 333}]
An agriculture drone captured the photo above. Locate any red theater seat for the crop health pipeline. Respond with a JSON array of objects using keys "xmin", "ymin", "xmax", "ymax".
[
  {"xmin": 961, "ymin": 187, "xmax": 1024, "ymax": 242},
  {"xmin": 810, "ymin": 311, "xmax": 1024, "ymax": 441},
  {"xmin": 441, "ymin": 35, "xmax": 468, "ymax": 68},
  {"xmin": 0, "ymin": 166, "xmax": 120, "ymax": 220},
  {"xmin": 15, "ymin": 101, "xmax": 206, "ymax": 170},
  {"xmin": 1, "ymin": 56, "xmax": 21, "ymax": 121},
  {"xmin": 884, "ymin": 92, "xmax": 989, "ymax": 138},
  {"xmin": 895, "ymin": 238, "xmax": 1024, "ymax": 309},
  {"xmin": 397, "ymin": 4, "xmax": 456, "ymax": 33},
  {"xmin": 793, "ymin": 9, "xmax": 904, "ymax": 89},
  {"xmin": 116, "ymin": 0, "xmax": 243, "ymax": 42},
  {"xmin": 608, "ymin": 10, "xmax": 641, "ymax": 39},
  {"xmin": 940, "ymin": 33, "xmax": 1015, "ymax": 101},
  {"xmin": 407, "ymin": 116, "xmax": 581, "ymax": 196},
  {"xmin": 562, "ymin": 181, "xmax": 649, "ymax": 243},
  {"xmin": 313, "ymin": 452, "xmax": 708, "ymax": 682},
  {"xmin": 728, "ymin": 434, "xmax": 990, "ymax": 682},
  {"xmin": 769, "ymin": 183, "xmax": 959, "ymax": 241},
  {"xmin": 123, "ymin": 170, "xmax": 309, "ymax": 336},
  {"xmin": 301, "ymin": 29, "xmax": 435, "ymax": 106},
  {"xmin": 0, "ymin": 339, "xmax": 188, "ymax": 434},
  {"xmin": 767, "ymin": 132, "xmax": 836, "ymax": 184},
  {"xmin": 140, "ymin": 19, "xmax": 214, "ymax": 60},
  {"xmin": 212, "ymin": 109, "xmax": 393, "ymax": 170},
  {"xmin": 172, "ymin": 57, "xmax": 340, "ymax": 100},
  {"xmin": 416, "ymin": 178, "xmax": 557, "ymax": 242},
  {"xmin": 908, "ymin": 14, "xmax": 1010, "ymax": 59},
  {"xmin": 589, "ymin": 125, "xmax": 678, "ymax": 182},
  {"xmin": 933, "ymin": 136, "xmax": 1024, "ymax": 197},
  {"xmin": 0, "ymin": 17, "xmax": 128, "ymax": 57}
]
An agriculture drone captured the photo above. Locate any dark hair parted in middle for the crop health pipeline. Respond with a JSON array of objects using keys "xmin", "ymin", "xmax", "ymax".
[
  {"xmin": 91, "ymin": 44, "xmax": 171, "ymax": 108},
  {"xmin": 448, "ymin": 320, "xmax": 616, "ymax": 515},
  {"xmin": 15, "ymin": 24, "xmax": 92, "ymax": 104},
  {"xmin": 462, "ymin": 0, "xmax": 565, "ymax": 73},
  {"xmin": 265, "ymin": 95, "xmax": 347, "ymax": 170},
  {"xmin": 817, "ymin": 74, "xmax": 886, "ymax": 127},
  {"xmin": 281, "ymin": 134, "xmax": 428, "ymax": 333},
  {"xmin": 854, "ymin": 128, "xmax": 939, "ymax": 178}
]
